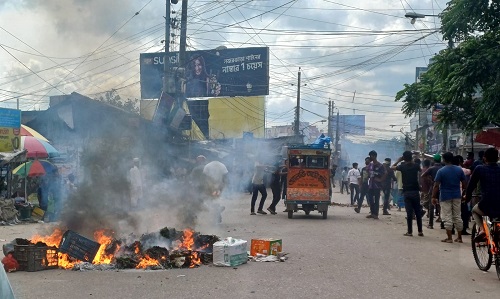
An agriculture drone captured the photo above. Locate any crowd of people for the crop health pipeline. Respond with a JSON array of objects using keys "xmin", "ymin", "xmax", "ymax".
[{"xmin": 345, "ymin": 148, "xmax": 500, "ymax": 242}]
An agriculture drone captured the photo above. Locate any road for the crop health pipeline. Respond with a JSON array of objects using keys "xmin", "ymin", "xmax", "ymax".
[{"xmin": 2, "ymin": 188, "xmax": 499, "ymax": 299}]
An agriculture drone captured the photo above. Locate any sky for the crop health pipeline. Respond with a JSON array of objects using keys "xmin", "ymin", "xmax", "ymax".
[{"xmin": 0, "ymin": 0, "xmax": 450, "ymax": 142}]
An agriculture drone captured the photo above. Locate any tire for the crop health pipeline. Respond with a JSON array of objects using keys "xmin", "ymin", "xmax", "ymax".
[
  {"xmin": 322, "ymin": 210, "xmax": 327, "ymax": 219},
  {"xmin": 288, "ymin": 210, "xmax": 293, "ymax": 219},
  {"xmin": 304, "ymin": 210, "xmax": 310, "ymax": 215},
  {"xmin": 471, "ymin": 223, "xmax": 492, "ymax": 271}
]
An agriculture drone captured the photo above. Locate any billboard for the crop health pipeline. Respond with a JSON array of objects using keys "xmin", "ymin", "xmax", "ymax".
[
  {"xmin": 331, "ymin": 115, "xmax": 365, "ymax": 136},
  {"xmin": 0, "ymin": 108, "xmax": 21, "ymax": 152},
  {"xmin": 140, "ymin": 47, "xmax": 269, "ymax": 99}
]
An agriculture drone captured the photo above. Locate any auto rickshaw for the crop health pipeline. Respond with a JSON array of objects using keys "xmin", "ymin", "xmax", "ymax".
[{"xmin": 285, "ymin": 144, "xmax": 332, "ymax": 219}]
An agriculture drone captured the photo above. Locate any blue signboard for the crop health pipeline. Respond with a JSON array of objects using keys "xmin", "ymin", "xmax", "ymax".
[
  {"xmin": 0, "ymin": 108, "xmax": 21, "ymax": 128},
  {"xmin": 331, "ymin": 115, "xmax": 365, "ymax": 136},
  {"xmin": 140, "ymin": 47, "xmax": 269, "ymax": 99}
]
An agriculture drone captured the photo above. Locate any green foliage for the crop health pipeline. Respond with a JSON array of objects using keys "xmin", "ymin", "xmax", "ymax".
[
  {"xmin": 95, "ymin": 89, "xmax": 140, "ymax": 114},
  {"xmin": 396, "ymin": 0, "xmax": 500, "ymax": 131}
]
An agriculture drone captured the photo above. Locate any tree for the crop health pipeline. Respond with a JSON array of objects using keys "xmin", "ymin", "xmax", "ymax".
[
  {"xmin": 95, "ymin": 89, "xmax": 140, "ymax": 114},
  {"xmin": 395, "ymin": 0, "xmax": 500, "ymax": 131}
]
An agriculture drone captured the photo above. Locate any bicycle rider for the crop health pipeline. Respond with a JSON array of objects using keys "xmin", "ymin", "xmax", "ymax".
[{"xmin": 465, "ymin": 148, "xmax": 500, "ymax": 241}]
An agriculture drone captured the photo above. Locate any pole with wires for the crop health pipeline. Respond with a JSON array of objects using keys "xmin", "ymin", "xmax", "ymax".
[{"xmin": 294, "ymin": 68, "xmax": 301, "ymax": 137}]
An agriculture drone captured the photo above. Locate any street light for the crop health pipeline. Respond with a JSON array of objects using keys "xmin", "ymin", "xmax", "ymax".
[{"xmin": 404, "ymin": 12, "xmax": 439, "ymax": 24}]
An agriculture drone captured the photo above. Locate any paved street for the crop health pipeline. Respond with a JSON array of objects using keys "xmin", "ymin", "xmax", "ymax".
[{"xmin": 2, "ymin": 188, "xmax": 499, "ymax": 299}]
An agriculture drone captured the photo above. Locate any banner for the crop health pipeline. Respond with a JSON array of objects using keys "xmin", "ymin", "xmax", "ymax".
[
  {"xmin": 0, "ymin": 108, "xmax": 21, "ymax": 152},
  {"xmin": 140, "ymin": 47, "xmax": 269, "ymax": 99},
  {"xmin": 331, "ymin": 115, "xmax": 365, "ymax": 136}
]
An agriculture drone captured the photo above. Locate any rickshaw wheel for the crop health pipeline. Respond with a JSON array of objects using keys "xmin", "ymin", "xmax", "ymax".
[
  {"xmin": 304, "ymin": 210, "xmax": 310, "ymax": 215},
  {"xmin": 322, "ymin": 210, "xmax": 328, "ymax": 219},
  {"xmin": 288, "ymin": 210, "xmax": 293, "ymax": 219}
]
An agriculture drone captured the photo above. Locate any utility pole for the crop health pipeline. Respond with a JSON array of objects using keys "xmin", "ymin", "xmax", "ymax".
[
  {"xmin": 335, "ymin": 110, "xmax": 340, "ymax": 163},
  {"xmin": 163, "ymin": 0, "xmax": 172, "ymax": 95},
  {"xmin": 327, "ymin": 100, "xmax": 332, "ymax": 141},
  {"xmin": 294, "ymin": 67, "xmax": 301, "ymax": 137}
]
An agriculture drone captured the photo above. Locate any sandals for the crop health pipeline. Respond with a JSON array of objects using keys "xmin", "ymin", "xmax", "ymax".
[
  {"xmin": 404, "ymin": 233, "xmax": 413, "ymax": 237},
  {"xmin": 418, "ymin": 232, "xmax": 424, "ymax": 237},
  {"xmin": 454, "ymin": 238, "xmax": 463, "ymax": 243},
  {"xmin": 441, "ymin": 238, "xmax": 453, "ymax": 243}
]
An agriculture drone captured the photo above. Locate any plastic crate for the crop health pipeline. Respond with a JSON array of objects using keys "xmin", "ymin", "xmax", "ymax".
[
  {"xmin": 13, "ymin": 245, "xmax": 59, "ymax": 272},
  {"xmin": 58, "ymin": 230, "xmax": 100, "ymax": 263}
]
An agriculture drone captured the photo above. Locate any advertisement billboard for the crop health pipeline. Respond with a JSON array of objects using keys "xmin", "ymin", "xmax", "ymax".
[
  {"xmin": 0, "ymin": 108, "xmax": 21, "ymax": 152},
  {"xmin": 331, "ymin": 115, "xmax": 365, "ymax": 136},
  {"xmin": 140, "ymin": 47, "xmax": 269, "ymax": 99}
]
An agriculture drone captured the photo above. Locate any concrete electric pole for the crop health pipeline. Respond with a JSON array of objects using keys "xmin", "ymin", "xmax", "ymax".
[{"xmin": 294, "ymin": 67, "xmax": 301, "ymax": 137}]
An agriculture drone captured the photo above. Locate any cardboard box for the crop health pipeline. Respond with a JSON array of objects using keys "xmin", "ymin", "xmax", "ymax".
[
  {"xmin": 213, "ymin": 238, "xmax": 247, "ymax": 267},
  {"xmin": 250, "ymin": 238, "xmax": 282, "ymax": 256}
]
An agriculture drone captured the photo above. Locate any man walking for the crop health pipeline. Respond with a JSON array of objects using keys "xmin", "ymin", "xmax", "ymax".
[
  {"xmin": 366, "ymin": 150, "xmax": 386, "ymax": 219},
  {"xmin": 432, "ymin": 152, "xmax": 467, "ymax": 243},
  {"xmin": 250, "ymin": 161, "xmax": 268, "ymax": 215},
  {"xmin": 382, "ymin": 158, "xmax": 396, "ymax": 215},
  {"xmin": 340, "ymin": 167, "xmax": 350, "ymax": 194},
  {"xmin": 392, "ymin": 151, "xmax": 424, "ymax": 237},
  {"xmin": 347, "ymin": 163, "xmax": 361, "ymax": 206},
  {"xmin": 354, "ymin": 157, "xmax": 371, "ymax": 213}
]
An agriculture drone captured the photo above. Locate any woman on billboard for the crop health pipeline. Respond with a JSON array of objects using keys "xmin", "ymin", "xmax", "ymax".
[{"xmin": 186, "ymin": 55, "xmax": 220, "ymax": 97}]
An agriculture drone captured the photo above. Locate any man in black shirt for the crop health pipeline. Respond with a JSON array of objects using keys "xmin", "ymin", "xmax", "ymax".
[{"xmin": 392, "ymin": 151, "xmax": 423, "ymax": 236}]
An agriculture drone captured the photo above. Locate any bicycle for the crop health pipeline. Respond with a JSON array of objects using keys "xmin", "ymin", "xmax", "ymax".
[{"xmin": 471, "ymin": 216, "xmax": 500, "ymax": 279}]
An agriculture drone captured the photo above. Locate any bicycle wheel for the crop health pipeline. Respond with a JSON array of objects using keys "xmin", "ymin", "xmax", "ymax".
[{"xmin": 471, "ymin": 223, "xmax": 492, "ymax": 271}]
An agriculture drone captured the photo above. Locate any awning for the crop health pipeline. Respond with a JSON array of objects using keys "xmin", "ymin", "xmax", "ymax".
[
  {"xmin": 0, "ymin": 150, "xmax": 28, "ymax": 166},
  {"xmin": 475, "ymin": 128, "xmax": 500, "ymax": 147}
]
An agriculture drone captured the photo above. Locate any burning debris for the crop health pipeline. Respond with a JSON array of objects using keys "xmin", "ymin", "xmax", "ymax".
[{"xmin": 3, "ymin": 227, "xmax": 220, "ymax": 272}]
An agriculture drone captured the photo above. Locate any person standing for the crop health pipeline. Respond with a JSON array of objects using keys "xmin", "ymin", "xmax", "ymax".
[
  {"xmin": 129, "ymin": 158, "xmax": 143, "ymax": 209},
  {"xmin": 453, "ymin": 155, "xmax": 472, "ymax": 235},
  {"xmin": 355, "ymin": 157, "xmax": 371, "ymax": 213},
  {"xmin": 267, "ymin": 161, "xmax": 283, "ymax": 215},
  {"xmin": 347, "ymin": 163, "xmax": 361, "ymax": 206},
  {"xmin": 431, "ymin": 152, "xmax": 467, "ymax": 243},
  {"xmin": 382, "ymin": 158, "xmax": 396, "ymax": 215},
  {"xmin": 366, "ymin": 150, "xmax": 386, "ymax": 219},
  {"xmin": 340, "ymin": 167, "xmax": 350, "ymax": 194},
  {"xmin": 465, "ymin": 148, "xmax": 500, "ymax": 241},
  {"xmin": 470, "ymin": 150, "xmax": 484, "ymax": 173},
  {"xmin": 250, "ymin": 161, "xmax": 268, "ymax": 215},
  {"xmin": 392, "ymin": 151, "xmax": 424, "ymax": 236},
  {"xmin": 419, "ymin": 159, "xmax": 433, "ymax": 224},
  {"xmin": 421, "ymin": 154, "xmax": 444, "ymax": 228}
]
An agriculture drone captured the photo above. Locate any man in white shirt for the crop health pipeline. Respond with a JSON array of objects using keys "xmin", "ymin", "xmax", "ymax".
[{"xmin": 348, "ymin": 163, "xmax": 361, "ymax": 206}]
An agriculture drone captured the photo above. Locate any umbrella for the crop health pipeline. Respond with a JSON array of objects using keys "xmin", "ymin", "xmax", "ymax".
[
  {"xmin": 20, "ymin": 136, "xmax": 60, "ymax": 159},
  {"xmin": 12, "ymin": 160, "xmax": 57, "ymax": 177},
  {"xmin": 475, "ymin": 128, "xmax": 500, "ymax": 147},
  {"xmin": 20, "ymin": 125, "xmax": 49, "ymax": 142}
]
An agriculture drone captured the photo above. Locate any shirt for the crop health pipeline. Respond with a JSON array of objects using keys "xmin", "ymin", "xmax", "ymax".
[
  {"xmin": 434, "ymin": 165, "xmax": 466, "ymax": 201},
  {"xmin": 368, "ymin": 161, "xmax": 386, "ymax": 190},
  {"xmin": 341, "ymin": 170, "xmax": 348, "ymax": 181},
  {"xmin": 252, "ymin": 165, "xmax": 267, "ymax": 185},
  {"xmin": 396, "ymin": 162, "xmax": 421, "ymax": 192},
  {"xmin": 466, "ymin": 163, "xmax": 500, "ymax": 218},
  {"xmin": 347, "ymin": 168, "xmax": 361, "ymax": 185}
]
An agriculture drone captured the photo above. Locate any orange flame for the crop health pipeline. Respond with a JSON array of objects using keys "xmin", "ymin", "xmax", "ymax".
[
  {"xmin": 29, "ymin": 227, "xmax": 207, "ymax": 270},
  {"xmin": 93, "ymin": 230, "xmax": 119, "ymax": 265},
  {"xmin": 136, "ymin": 254, "xmax": 160, "ymax": 269},
  {"xmin": 177, "ymin": 229, "xmax": 201, "ymax": 268}
]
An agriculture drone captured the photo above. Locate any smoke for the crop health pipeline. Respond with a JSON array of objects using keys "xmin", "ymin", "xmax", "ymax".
[{"xmin": 55, "ymin": 130, "xmax": 233, "ymax": 239}]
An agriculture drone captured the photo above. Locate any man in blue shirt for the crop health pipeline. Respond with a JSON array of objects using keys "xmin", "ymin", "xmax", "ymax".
[
  {"xmin": 465, "ymin": 148, "xmax": 500, "ymax": 241},
  {"xmin": 432, "ymin": 152, "xmax": 467, "ymax": 243}
]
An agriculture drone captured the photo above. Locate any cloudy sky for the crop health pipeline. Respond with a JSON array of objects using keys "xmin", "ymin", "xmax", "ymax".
[{"xmin": 0, "ymin": 0, "xmax": 449, "ymax": 141}]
